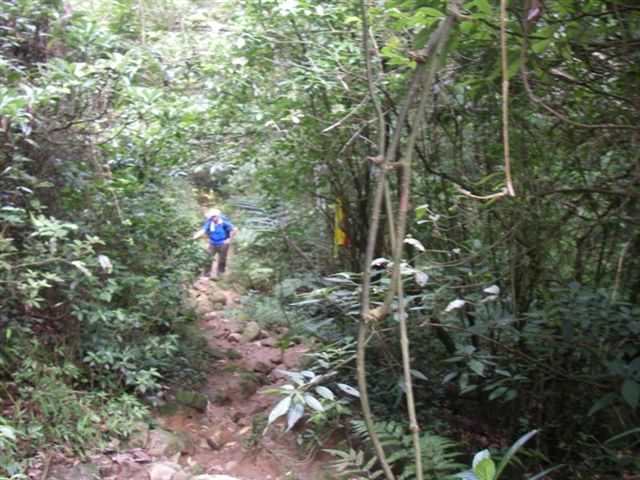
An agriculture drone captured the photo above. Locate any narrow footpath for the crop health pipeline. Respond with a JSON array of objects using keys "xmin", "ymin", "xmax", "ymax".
[{"xmin": 45, "ymin": 276, "xmax": 327, "ymax": 480}]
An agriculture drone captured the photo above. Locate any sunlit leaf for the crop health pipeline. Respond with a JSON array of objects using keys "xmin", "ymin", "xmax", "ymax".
[
  {"xmin": 371, "ymin": 257, "xmax": 389, "ymax": 267},
  {"xmin": 472, "ymin": 449, "xmax": 491, "ymax": 469},
  {"xmin": 473, "ymin": 457, "xmax": 496, "ymax": 480},
  {"xmin": 97, "ymin": 254, "xmax": 113, "ymax": 274},
  {"xmin": 469, "ymin": 360, "xmax": 485, "ymax": 377},
  {"xmin": 286, "ymin": 402, "xmax": 304, "ymax": 431},
  {"xmin": 71, "ymin": 261, "xmax": 92, "ymax": 278},
  {"xmin": 404, "ymin": 236, "xmax": 425, "ymax": 252},
  {"xmin": 410, "ymin": 369, "xmax": 428, "ymax": 381},
  {"xmin": 443, "ymin": 372, "xmax": 458, "ymax": 383},
  {"xmin": 0, "ymin": 426, "xmax": 17, "ymax": 441},
  {"xmin": 445, "ymin": 299, "xmax": 466, "ymax": 312},
  {"xmin": 304, "ymin": 393, "xmax": 324, "ymax": 412},
  {"xmin": 315, "ymin": 386, "xmax": 335, "ymax": 400},
  {"xmin": 483, "ymin": 285, "xmax": 500, "ymax": 295},
  {"xmin": 415, "ymin": 271, "xmax": 429, "ymax": 287},
  {"xmin": 268, "ymin": 395, "xmax": 292, "ymax": 425},
  {"xmin": 337, "ymin": 383, "xmax": 360, "ymax": 397}
]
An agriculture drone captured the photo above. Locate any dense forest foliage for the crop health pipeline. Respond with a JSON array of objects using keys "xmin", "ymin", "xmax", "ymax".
[{"xmin": 1, "ymin": 0, "xmax": 638, "ymax": 479}]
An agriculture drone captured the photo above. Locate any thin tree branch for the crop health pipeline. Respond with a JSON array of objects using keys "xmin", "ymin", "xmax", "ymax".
[
  {"xmin": 358, "ymin": 1, "xmax": 395, "ymax": 478},
  {"xmin": 500, "ymin": 0, "xmax": 516, "ymax": 196},
  {"xmin": 321, "ymin": 94, "xmax": 369, "ymax": 133},
  {"xmin": 386, "ymin": 4, "xmax": 461, "ymax": 478},
  {"xmin": 457, "ymin": 185, "xmax": 509, "ymax": 200},
  {"xmin": 611, "ymin": 241, "xmax": 631, "ymax": 302}
]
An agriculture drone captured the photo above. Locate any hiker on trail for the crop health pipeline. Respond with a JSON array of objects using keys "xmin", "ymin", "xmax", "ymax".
[{"xmin": 193, "ymin": 208, "xmax": 237, "ymax": 279}]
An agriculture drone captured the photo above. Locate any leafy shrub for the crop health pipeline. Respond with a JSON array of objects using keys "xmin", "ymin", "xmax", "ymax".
[
  {"xmin": 0, "ymin": 0, "xmax": 216, "ymax": 467},
  {"xmin": 232, "ymin": 294, "xmax": 294, "ymax": 330},
  {"xmin": 1, "ymin": 177, "xmax": 209, "ymax": 455},
  {"xmin": 0, "ymin": 416, "xmax": 22, "ymax": 478},
  {"xmin": 165, "ymin": 322, "xmax": 222, "ymax": 390},
  {"xmin": 9, "ymin": 353, "xmax": 148, "ymax": 456},
  {"xmin": 328, "ymin": 420, "xmax": 463, "ymax": 480},
  {"xmin": 287, "ymin": 259, "xmax": 640, "ymax": 476},
  {"xmin": 265, "ymin": 368, "xmax": 360, "ymax": 433}
]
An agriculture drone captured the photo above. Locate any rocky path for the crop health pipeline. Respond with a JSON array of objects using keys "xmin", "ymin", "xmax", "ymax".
[{"xmin": 43, "ymin": 276, "xmax": 327, "ymax": 480}]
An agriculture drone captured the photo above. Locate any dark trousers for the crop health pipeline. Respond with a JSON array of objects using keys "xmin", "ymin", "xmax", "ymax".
[{"xmin": 208, "ymin": 243, "xmax": 229, "ymax": 276}]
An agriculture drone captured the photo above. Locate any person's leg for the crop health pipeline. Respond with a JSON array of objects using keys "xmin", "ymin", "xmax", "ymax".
[
  {"xmin": 217, "ymin": 243, "xmax": 230, "ymax": 275},
  {"xmin": 208, "ymin": 244, "xmax": 218, "ymax": 278}
]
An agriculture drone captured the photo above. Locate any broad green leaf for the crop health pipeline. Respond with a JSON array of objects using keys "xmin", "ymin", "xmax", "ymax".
[
  {"xmin": 488, "ymin": 386, "xmax": 507, "ymax": 401},
  {"xmin": 605, "ymin": 427, "xmax": 640, "ymax": 444},
  {"xmin": 443, "ymin": 372, "xmax": 458, "ymax": 383},
  {"xmin": 473, "ymin": 457, "xmax": 496, "ymax": 480},
  {"xmin": 404, "ymin": 236, "xmax": 425, "ymax": 252},
  {"xmin": 371, "ymin": 257, "xmax": 390, "ymax": 267},
  {"xmin": 445, "ymin": 299, "xmax": 466, "ymax": 312},
  {"xmin": 587, "ymin": 393, "xmax": 617, "ymax": 416},
  {"xmin": 483, "ymin": 285, "xmax": 500, "ymax": 295},
  {"xmin": 418, "ymin": 7, "xmax": 444, "ymax": 18},
  {"xmin": 415, "ymin": 271, "xmax": 429, "ymax": 286},
  {"xmin": 304, "ymin": 393, "xmax": 324, "ymax": 412},
  {"xmin": 410, "ymin": 369, "xmax": 428, "ymax": 381},
  {"xmin": 532, "ymin": 37, "xmax": 553, "ymax": 54},
  {"xmin": 286, "ymin": 402, "xmax": 304, "ymax": 431},
  {"xmin": 97, "ymin": 254, "xmax": 113, "ymax": 274},
  {"xmin": 469, "ymin": 359, "xmax": 485, "ymax": 377},
  {"xmin": 0, "ymin": 426, "xmax": 17, "ymax": 441},
  {"xmin": 71, "ymin": 261, "xmax": 92, "ymax": 278},
  {"xmin": 472, "ymin": 449, "xmax": 491, "ymax": 469},
  {"xmin": 268, "ymin": 395, "xmax": 292, "ymax": 425},
  {"xmin": 415, "ymin": 204, "xmax": 428, "ymax": 220},
  {"xmin": 495, "ymin": 430, "xmax": 538, "ymax": 478},
  {"xmin": 468, "ymin": 0, "xmax": 492, "ymax": 16},
  {"xmin": 622, "ymin": 380, "xmax": 640, "ymax": 409},
  {"xmin": 507, "ymin": 57, "xmax": 522, "ymax": 79},
  {"xmin": 337, "ymin": 383, "xmax": 360, "ymax": 397},
  {"xmin": 315, "ymin": 386, "xmax": 335, "ymax": 400}
]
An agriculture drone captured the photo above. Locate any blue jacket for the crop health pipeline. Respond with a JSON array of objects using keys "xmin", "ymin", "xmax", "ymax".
[{"xmin": 203, "ymin": 217, "xmax": 234, "ymax": 246}]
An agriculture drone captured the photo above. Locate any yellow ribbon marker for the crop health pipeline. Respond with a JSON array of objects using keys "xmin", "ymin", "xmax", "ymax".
[{"xmin": 334, "ymin": 198, "xmax": 349, "ymax": 256}]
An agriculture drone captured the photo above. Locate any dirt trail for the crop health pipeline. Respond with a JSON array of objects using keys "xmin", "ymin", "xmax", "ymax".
[
  {"xmin": 38, "ymin": 274, "xmax": 330, "ymax": 480},
  {"xmin": 149, "ymin": 275, "xmax": 326, "ymax": 480}
]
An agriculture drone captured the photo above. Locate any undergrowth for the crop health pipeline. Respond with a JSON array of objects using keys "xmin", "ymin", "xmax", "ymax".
[
  {"xmin": 328, "ymin": 420, "xmax": 463, "ymax": 480},
  {"xmin": 0, "ymin": 180, "xmax": 212, "ymax": 474}
]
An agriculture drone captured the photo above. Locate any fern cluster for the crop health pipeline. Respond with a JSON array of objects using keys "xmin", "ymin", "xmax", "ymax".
[{"xmin": 328, "ymin": 420, "xmax": 464, "ymax": 480}]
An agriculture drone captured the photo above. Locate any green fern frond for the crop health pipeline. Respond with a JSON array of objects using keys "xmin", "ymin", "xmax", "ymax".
[
  {"xmin": 338, "ymin": 420, "xmax": 463, "ymax": 480},
  {"xmin": 327, "ymin": 447, "xmax": 382, "ymax": 479},
  {"xmin": 352, "ymin": 419, "xmax": 406, "ymax": 446}
]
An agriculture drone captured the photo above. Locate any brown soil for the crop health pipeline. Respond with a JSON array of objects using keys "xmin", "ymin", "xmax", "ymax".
[{"xmin": 152, "ymin": 276, "xmax": 329, "ymax": 480}]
